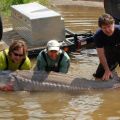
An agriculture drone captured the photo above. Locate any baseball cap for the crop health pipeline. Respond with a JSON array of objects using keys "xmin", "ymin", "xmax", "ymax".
[{"xmin": 47, "ymin": 40, "xmax": 60, "ymax": 51}]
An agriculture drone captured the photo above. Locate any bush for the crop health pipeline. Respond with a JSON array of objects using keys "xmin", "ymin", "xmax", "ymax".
[{"xmin": 0, "ymin": 0, "xmax": 48, "ymax": 15}]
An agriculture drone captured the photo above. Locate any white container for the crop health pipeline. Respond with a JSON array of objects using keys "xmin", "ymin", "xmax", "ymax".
[{"xmin": 11, "ymin": 2, "xmax": 65, "ymax": 47}]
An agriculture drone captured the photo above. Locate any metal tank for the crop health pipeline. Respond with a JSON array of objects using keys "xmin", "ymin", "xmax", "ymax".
[{"xmin": 11, "ymin": 2, "xmax": 65, "ymax": 47}]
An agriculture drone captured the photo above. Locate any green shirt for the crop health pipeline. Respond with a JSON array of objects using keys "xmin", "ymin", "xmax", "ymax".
[
  {"xmin": 37, "ymin": 49, "xmax": 70, "ymax": 73},
  {"xmin": 0, "ymin": 49, "xmax": 31, "ymax": 71}
]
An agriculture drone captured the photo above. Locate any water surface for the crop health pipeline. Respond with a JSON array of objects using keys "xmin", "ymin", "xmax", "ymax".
[{"xmin": 1, "ymin": 1, "xmax": 120, "ymax": 120}]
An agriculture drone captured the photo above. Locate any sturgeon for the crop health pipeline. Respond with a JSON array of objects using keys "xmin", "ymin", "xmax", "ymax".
[{"xmin": 0, "ymin": 70, "xmax": 120, "ymax": 92}]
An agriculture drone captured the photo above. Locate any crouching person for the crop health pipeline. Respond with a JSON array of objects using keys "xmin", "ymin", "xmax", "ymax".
[
  {"xmin": 36, "ymin": 40, "xmax": 70, "ymax": 73},
  {"xmin": 0, "ymin": 40, "xmax": 31, "ymax": 71}
]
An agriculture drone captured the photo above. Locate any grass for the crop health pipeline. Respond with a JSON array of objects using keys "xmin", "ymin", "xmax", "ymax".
[{"xmin": 0, "ymin": 0, "xmax": 49, "ymax": 16}]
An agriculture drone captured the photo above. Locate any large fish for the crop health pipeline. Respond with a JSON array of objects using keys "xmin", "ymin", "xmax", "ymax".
[{"xmin": 0, "ymin": 70, "xmax": 120, "ymax": 92}]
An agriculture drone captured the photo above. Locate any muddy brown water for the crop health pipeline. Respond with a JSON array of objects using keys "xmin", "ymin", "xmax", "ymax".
[{"xmin": 1, "ymin": 1, "xmax": 120, "ymax": 120}]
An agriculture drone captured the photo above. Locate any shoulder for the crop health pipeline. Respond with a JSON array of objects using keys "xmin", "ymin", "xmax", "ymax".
[
  {"xmin": 94, "ymin": 28, "xmax": 104, "ymax": 38},
  {"xmin": 37, "ymin": 49, "xmax": 46, "ymax": 57},
  {"xmin": 60, "ymin": 50, "xmax": 70, "ymax": 60},
  {"xmin": 0, "ymin": 49, "xmax": 8, "ymax": 54},
  {"xmin": 115, "ymin": 25, "xmax": 120, "ymax": 31},
  {"xmin": 0, "ymin": 49, "xmax": 9, "ymax": 70},
  {"xmin": 0, "ymin": 51, "xmax": 5, "ymax": 63},
  {"xmin": 22, "ymin": 56, "xmax": 31, "ymax": 69},
  {"xmin": 93, "ymin": 29, "xmax": 105, "ymax": 47},
  {"xmin": 24, "ymin": 56, "xmax": 31, "ymax": 65},
  {"xmin": 64, "ymin": 52, "xmax": 70, "ymax": 60},
  {"xmin": 94, "ymin": 28, "xmax": 106, "ymax": 41},
  {"xmin": 0, "ymin": 49, "xmax": 8, "ymax": 58},
  {"xmin": 25, "ymin": 56, "xmax": 31, "ymax": 62},
  {"xmin": 0, "ymin": 50, "xmax": 4, "ymax": 56},
  {"xmin": 38, "ymin": 49, "xmax": 47, "ymax": 56},
  {"xmin": 37, "ymin": 49, "xmax": 47, "ymax": 61}
]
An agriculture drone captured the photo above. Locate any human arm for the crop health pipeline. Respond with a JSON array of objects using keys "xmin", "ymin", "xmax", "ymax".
[
  {"xmin": 96, "ymin": 48, "xmax": 112, "ymax": 80},
  {"xmin": 77, "ymin": 36, "xmax": 94, "ymax": 49}
]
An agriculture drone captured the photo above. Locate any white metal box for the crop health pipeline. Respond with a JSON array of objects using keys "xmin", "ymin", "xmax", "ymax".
[{"xmin": 11, "ymin": 2, "xmax": 65, "ymax": 47}]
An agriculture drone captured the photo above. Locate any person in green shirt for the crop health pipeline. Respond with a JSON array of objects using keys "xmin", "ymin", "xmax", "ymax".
[
  {"xmin": 0, "ymin": 40, "xmax": 31, "ymax": 71},
  {"xmin": 36, "ymin": 40, "xmax": 70, "ymax": 73}
]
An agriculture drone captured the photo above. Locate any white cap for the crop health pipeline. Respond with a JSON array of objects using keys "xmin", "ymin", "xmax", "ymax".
[{"xmin": 47, "ymin": 40, "xmax": 60, "ymax": 51}]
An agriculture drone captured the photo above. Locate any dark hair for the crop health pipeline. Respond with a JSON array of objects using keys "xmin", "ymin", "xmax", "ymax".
[
  {"xmin": 98, "ymin": 13, "xmax": 115, "ymax": 27},
  {"xmin": 8, "ymin": 40, "xmax": 27, "ymax": 57}
]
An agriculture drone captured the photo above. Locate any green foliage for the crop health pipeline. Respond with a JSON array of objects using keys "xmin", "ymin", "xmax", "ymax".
[
  {"xmin": 0, "ymin": 0, "xmax": 49, "ymax": 15},
  {"xmin": 38, "ymin": 0, "xmax": 49, "ymax": 6}
]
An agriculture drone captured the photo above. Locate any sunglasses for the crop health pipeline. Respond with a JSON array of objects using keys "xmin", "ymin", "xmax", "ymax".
[{"xmin": 13, "ymin": 51, "xmax": 24, "ymax": 57}]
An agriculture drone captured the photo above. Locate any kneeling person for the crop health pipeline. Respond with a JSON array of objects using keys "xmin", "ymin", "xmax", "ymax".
[
  {"xmin": 0, "ymin": 40, "xmax": 31, "ymax": 70},
  {"xmin": 36, "ymin": 40, "xmax": 70, "ymax": 73}
]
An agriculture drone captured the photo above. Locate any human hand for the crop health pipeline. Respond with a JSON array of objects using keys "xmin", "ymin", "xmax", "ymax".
[
  {"xmin": 77, "ymin": 37, "xmax": 86, "ymax": 49},
  {"xmin": 102, "ymin": 70, "xmax": 113, "ymax": 80},
  {"xmin": 0, "ymin": 83, "xmax": 13, "ymax": 91}
]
